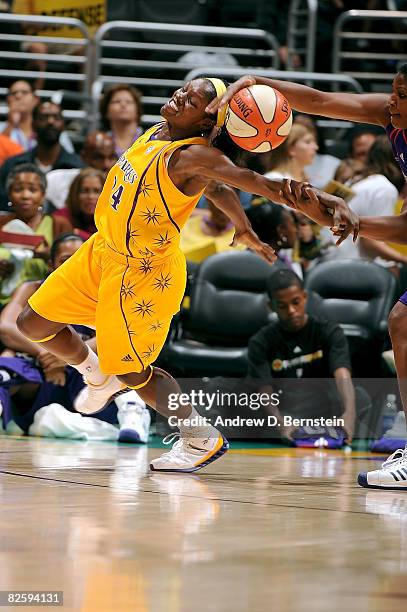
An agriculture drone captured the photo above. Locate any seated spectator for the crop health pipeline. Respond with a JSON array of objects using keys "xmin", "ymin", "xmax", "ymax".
[
  {"xmin": 335, "ymin": 136, "xmax": 407, "ymax": 273},
  {"xmin": 293, "ymin": 216, "xmax": 338, "ymax": 275},
  {"xmin": 0, "ymin": 133, "xmax": 23, "ymax": 166},
  {"xmin": 180, "ymin": 200, "xmax": 243, "ymax": 263},
  {"xmin": 0, "ymin": 80, "xmax": 74, "ymax": 153},
  {"xmin": 0, "ymin": 101, "xmax": 83, "ymax": 209},
  {"xmin": 246, "ymin": 199, "xmax": 301, "ymax": 276},
  {"xmin": 53, "ymin": 168, "xmax": 104, "ymax": 240},
  {"xmin": 0, "ymin": 233, "xmax": 150, "ymax": 442},
  {"xmin": 247, "ymin": 269, "xmax": 371, "ymax": 444},
  {"xmin": 346, "ymin": 125, "xmax": 382, "ymax": 165},
  {"xmin": 294, "ymin": 114, "xmax": 341, "ymax": 189},
  {"xmin": 334, "ymin": 158, "xmax": 366, "ymax": 185},
  {"xmin": 99, "ymin": 84, "xmax": 143, "ymax": 158},
  {"xmin": 0, "ymin": 163, "xmax": 72, "ymax": 306},
  {"xmin": 264, "ymin": 123, "xmax": 318, "ymax": 183},
  {"xmin": 45, "ymin": 131, "xmax": 116, "ymax": 210}
]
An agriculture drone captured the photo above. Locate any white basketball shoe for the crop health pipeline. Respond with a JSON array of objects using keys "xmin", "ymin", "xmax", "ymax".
[
  {"xmin": 74, "ymin": 375, "xmax": 126, "ymax": 415},
  {"xmin": 150, "ymin": 428, "xmax": 229, "ymax": 473},
  {"xmin": 358, "ymin": 447, "xmax": 407, "ymax": 489},
  {"xmin": 116, "ymin": 392, "xmax": 151, "ymax": 443}
]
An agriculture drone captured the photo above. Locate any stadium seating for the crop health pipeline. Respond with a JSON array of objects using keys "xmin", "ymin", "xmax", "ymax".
[
  {"xmin": 163, "ymin": 250, "xmax": 272, "ymax": 376},
  {"xmin": 304, "ymin": 259, "xmax": 397, "ymax": 377}
]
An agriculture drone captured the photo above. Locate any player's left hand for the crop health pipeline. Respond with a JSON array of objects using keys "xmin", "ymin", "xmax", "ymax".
[{"xmin": 231, "ymin": 227, "xmax": 276, "ymax": 264}]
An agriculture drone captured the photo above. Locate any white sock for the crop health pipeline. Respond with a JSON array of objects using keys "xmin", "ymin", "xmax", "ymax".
[
  {"xmin": 179, "ymin": 406, "xmax": 211, "ymax": 438},
  {"xmin": 69, "ymin": 347, "xmax": 106, "ymax": 385}
]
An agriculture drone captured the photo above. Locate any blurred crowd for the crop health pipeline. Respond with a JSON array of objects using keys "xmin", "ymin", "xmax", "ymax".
[{"xmin": 0, "ymin": 0, "xmax": 406, "ymax": 447}]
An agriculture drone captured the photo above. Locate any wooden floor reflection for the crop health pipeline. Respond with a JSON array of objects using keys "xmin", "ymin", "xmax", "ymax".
[{"xmin": 1, "ymin": 436, "xmax": 407, "ymax": 612}]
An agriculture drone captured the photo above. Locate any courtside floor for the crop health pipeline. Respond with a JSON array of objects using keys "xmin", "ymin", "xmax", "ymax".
[{"xmin": 1, "ymin": 435, "xmax": 407, "ymax": 612}]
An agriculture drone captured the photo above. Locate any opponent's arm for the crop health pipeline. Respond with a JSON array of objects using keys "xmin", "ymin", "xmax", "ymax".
[
  {"xmin": 357, "ymin": 212, "xmax": 407, "ymax": 245},
  {"xmin": 206, "ymin": 75, "xmax": 390, "ymax": 126}
]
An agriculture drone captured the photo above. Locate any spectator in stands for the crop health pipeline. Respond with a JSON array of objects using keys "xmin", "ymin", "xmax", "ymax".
[
  {"xmin": 294, "ymin": 114, "xmax": 341, "ymax": 189},
  {"xmin": 0, "ymin": 80, "xmax": 38, "ymax": 150},
  {"xmin": 247, "ymin": 269, "xmax": 358, "ymax": 443},
  {"xmin": 53, "ymin": 168, "xmax": 104, "ymax": 240},
  {"xmin": 0, "ymin": 232, "xmax": 150, "ymax": 442},
  {"xmin": 180, "ymin": 198, "xmax": 242, "ymax": 264},
  {"xmin": 264, "ymin": 123, "xmax": 318, "ymax": 183},
  {"xmin": 0, "ymin": 163, "xmax": 72, "ymax": 306},
  {"xmin": 0, "ymin": 101, "xmax": 83, "ymax": 209},
  {"xmin": 99, "ymin": 84, "xmax": 143, "ymax": 157},
  {"xmin": 0, "ymin": 133, "xmax": 23, "ymax": 166},
  {"xmin": 0, "ymin": 80, "xmax": 74, "ymax": 153},
  {"xmin": 293, "ymin": 215, "xmax": 338, "ymax": 274},
  {"xmin": 347, "ymin": 125, "xmax": 382, "ymax": 165},
  {"xmin": 334, "ymin": 136, "xmax": 407, "ymax": 273},
  {"xmin": 45, "ymin": 131, "xmax": 115, "ymax": 210},
  {"xmin": 246, "ymin": 199, "xmax": 301, "ymax": 276}
]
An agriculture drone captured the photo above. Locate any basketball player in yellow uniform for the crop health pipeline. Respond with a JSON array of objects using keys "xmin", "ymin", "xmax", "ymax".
[{"xmin": 17, "ymin": 77, "xmax": 355, "ymax": 472}]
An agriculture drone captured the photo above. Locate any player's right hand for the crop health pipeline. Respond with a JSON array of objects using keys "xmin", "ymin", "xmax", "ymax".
[{"xmin": 205, "ymin": 75, "xmax": 256, "ymax": 115}]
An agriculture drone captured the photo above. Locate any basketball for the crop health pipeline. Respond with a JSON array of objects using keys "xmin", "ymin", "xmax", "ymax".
[{"xmin": 225, "ymin": 84, "xmax": 293, "ymax": 152}]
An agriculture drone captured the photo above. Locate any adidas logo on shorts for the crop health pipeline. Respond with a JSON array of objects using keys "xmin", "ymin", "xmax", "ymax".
[{"xmin": 121, "ymin": 354, "xmax": 134, "ymax": 362}]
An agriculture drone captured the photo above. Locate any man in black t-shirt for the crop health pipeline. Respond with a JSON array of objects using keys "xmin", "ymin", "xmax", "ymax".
[{"xmin": 248, "ymin": 269, "xmax": 357, "ymax": 442}]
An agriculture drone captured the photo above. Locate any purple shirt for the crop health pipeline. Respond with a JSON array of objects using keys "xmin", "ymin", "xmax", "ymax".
[{"xmin": 386, "ymin": 124, "xmax": 407, "ymax": 181}]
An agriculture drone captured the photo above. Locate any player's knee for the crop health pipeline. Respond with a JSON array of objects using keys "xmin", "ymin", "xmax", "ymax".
[
  {"xmin": 388, "ymin": 301, "xmax": 407, "ymax": 340},
  {"xmin": 16, "ymin": 306, "xmax": 46, "ymax": 341}
]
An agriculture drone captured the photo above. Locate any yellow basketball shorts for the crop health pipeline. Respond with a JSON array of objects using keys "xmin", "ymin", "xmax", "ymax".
[{"xmin": 28, "ymin": 233, "xmax": 187, "ymax": 374}]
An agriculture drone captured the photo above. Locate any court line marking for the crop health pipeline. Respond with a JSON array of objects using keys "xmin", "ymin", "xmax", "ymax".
[{"xmin": 0, "ymin": 469, "xmax": 383, "ymax": 517}]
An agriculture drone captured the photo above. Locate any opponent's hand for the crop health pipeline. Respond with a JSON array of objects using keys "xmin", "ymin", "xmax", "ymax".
[
  {"xmin": 231, "ymin": 227, "xmax": 276, "ymax": 264},
  {"xmin": 317, "ymin": 192, "xmax": 359, "ymax": 244},
  {"xmin": 205, "ymin": 75, "xmax": 256, "ymax": 115}
]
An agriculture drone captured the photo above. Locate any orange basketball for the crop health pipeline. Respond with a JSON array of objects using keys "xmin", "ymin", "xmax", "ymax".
[{"xmin": 225, "ymin": 84, "xmax": 293, "ymax": 152}]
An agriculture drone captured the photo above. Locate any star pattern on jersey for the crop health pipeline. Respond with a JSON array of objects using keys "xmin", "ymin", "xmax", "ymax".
[
  {"xmin": 139, "ymin": 258, "xmax": 154, "ymax": 275},
  {"xmin": 141, "ymin": 344, "xmax": 156, "ymax": 359},
  {"xmin": 154, "ymin": 231, "xmax": 172, "ymax": 249},
  {"xmin": 140, "ymin": 205, "xmax": 162, "ymax": 226},
  {"xmin": 120, "ymin": 281, "xmax": 137, "ymax": 300},
  {"xmin": 149, "ymin": 320, "xmax": 163, "ymax": 332},
  {"xmin": 138, "ymin": 246, "xmax": 155, "ymax": 258},
  {"xmin": 133, "ymin": 299, "xmax": 154, "ymax": 318},
  {"xmin": 153, "ymin": 272, "xmax": 172, "ymax": 292},
  {"xmin": 129, "ymin": 228, "xmax": 141, "ymax": 245},
  {"xmin": 140, "ymin": 177, "xmax": 154, "ymax": 197}
]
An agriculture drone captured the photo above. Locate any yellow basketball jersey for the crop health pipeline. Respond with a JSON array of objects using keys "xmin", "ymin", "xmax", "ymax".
[{"xmin": 95, "ymin": 124, "xmax": 208, "ymax": 259}]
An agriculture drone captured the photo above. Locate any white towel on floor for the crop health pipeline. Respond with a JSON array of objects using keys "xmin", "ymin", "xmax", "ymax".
[{"xmin": 29, "ymin": 403, "xmax": 119, "ymax": 441}]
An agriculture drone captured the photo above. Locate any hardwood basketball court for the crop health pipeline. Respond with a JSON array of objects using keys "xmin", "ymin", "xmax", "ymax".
[{"xmin": 1, "ymin": 435, "xmax": 406, "ymax": 612}]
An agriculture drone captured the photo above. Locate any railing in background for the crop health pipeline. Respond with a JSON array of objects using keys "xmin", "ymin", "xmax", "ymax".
[
  {"xmin": 333, "ymin": 10, "xmax": 407, "ymax": 91},
  {"xmin": 91, "ymin": 20, "xmax": 280, "ymax": 130},
  {"xmin": 0, "ymin": 14, "xmax": 92, "ymax": 140},
  {"xmin": 286, "ymin": 0, "xmax": 318, "ymax": 73}
]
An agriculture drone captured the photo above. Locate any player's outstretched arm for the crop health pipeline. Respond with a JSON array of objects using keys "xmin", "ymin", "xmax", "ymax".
[
  {"xmin": 204, "ymin": 180, "xmax": 276, "ymax": 264},
  {"xmin": 357, "ymin": 212, "xmax": 407, "ymax": 245},
  {"xmin": 181, "ymin": 145, "xmax": 358, "ymax": 242},
  {"xmin": 206, "ymin": 75, "xmax": 390, "ymax": 127}
]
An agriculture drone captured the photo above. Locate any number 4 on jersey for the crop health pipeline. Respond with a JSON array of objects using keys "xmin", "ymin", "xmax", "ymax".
[{"xmin": 111, "ymin": 176, "xmax": 124, "ymax": 211}]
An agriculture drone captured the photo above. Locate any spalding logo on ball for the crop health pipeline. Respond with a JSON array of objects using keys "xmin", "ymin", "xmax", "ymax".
[{"xmin": 225, "ymin": 84, "xmax": 293, "ymax": 152}]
